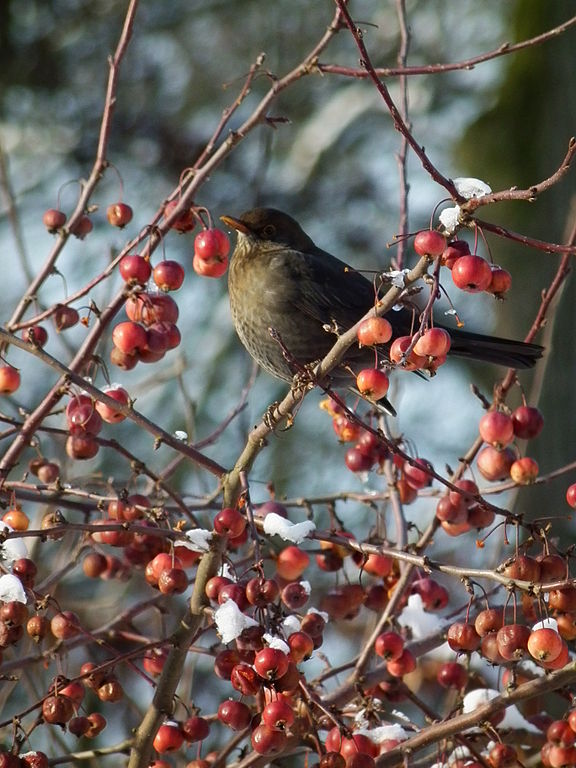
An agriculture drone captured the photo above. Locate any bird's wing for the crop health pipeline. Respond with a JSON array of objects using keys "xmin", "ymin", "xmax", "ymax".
[{"xmin": 276, "ymin": 246, "xmax": 377, "ymax": 332}]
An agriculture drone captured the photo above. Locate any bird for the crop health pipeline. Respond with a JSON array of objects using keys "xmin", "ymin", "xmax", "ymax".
[{"xmin": 221, "ymin": 207, "xmax": 542, "ymax": 409}]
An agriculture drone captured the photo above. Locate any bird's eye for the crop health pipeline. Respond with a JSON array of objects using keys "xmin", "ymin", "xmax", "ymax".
[{"xmin": 262, "ymin": 224, "xmax": 276, "ymax": 239}]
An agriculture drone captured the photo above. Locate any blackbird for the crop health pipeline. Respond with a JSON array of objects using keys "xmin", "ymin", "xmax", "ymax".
[{"xmin": 222, "ymin": 208, "xmax": 542, "ymax": 402}]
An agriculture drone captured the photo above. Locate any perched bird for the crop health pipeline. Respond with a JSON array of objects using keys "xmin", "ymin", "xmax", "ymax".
[{"xmin": 222, "ymin": 208, "xmax": 542, "ymax": 404}]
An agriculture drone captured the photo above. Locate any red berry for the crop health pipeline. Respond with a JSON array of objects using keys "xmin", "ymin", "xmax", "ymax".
[
  {"xmin": 547, "ymin": 719, "xmax": 576, "ymax": 747},
  {"xmin": 158, "ymin": 567, "xmax": 188, "ymax": 595},
  {"xmin": 253, "ymin": 647, "xmax": 290, "ymax": 681},
  {"xmin": 218, "ymin": 699, "xmax": 252, "ymax": 730},
  {"xmin": 27, "ymin": 615, "xmax": 48, "ymax": 642},
  {"xmin": 192, "ymin": 251, "xmax": 228, "ymax": 278},
  {"xmin": 85, "ymin": 713, "xmax": 107, "ymax": 737},
  {"xmin": 538, "ymin": 553, "xmax": 566, "ymax": 582},
  {"xmin": 153, "ymin": 260, "xmax": 185, "ymax": 292},
  {"xmin": 153, "ymin": 722, "xmax": 184, "ymax": 753},
  {"xmin": 164, "ymin": 200, "xmax": 195, "ymax": 232},
  {"xmin": 476, "ymin": 445, "xmax": 515, "ymax": 481},
  {"xmin": 112, "ymin": 321, "xmax": 148, "ymax": 355},
  {"xmin": 413, "ymin": 328, "xmax": 451, "ymax": 358},
  {"xmin": 345, "ymin": 446, "xmax": 374, "ymax": 473},
  {"xmin": 488, "ymin": 743, "xmax": 518, "ymax": 768},
  {"xmin": 403, "ymin": 457, "xmax": 434, "ymax": 489},
  {"xmin": 261, "ymin": 698, "xmax": 295, "ymax": 731},
  {"xmin": 451, "ymin": 254, "xmax": 493, "ymax": 293},
  {"xmin": 0, "ymin": 365, "xmax": 21, "ymax": 395},
  {"xmin": 540, "ymin": 640, "xmax": 570, "ymax": 670},
  {"xmin": 251, "ymin": 723, "xmax": 287, "ymax": 755},
  {"xmin": 95, "ymin": 385, "xmax": 130, "ymax": 423},
  {"xmin": 487, "ymin": 266, "xmax": 512, "ymax": 297},
  {"xmin": 83, "ymin": 552, "xmax": 108, "ymax": 578},
  {"xmin": 287, "ymin": 631, "xmax": 314, "ymax": 662},
  {"xmin": 510, "ymin": 456, "xmax": 539, "ymax": 484},
  {"xmin": 213, "ymin": 507, "xmax": 246, "ymax": 538},
  {"xmin": 512, "ymin": 405, "xmax": 544, "ymax": 439},
  {"xmin": 54, "ymin": 304, "xmax": 80, "ymax": 331},
  {"xmin": 356, "ymin": 317, "xmax": 393, "ymax": 346},
  {"xmin": 389, "ymin": 336, "xmax": 426, "ymax": 371},
  {"xmin": 119, "ymin": 254, "xmax": 151, "ymax": 284},
  {"xmin": 69, "ymin": 215, "xmax": 93, "ymax": 239},
  {"xmin": 181, "ymin": 715, "xmax": 210, "ymax": 743},
  {"xmin": 479, "ymin": 411, "xmax": 515, "ymax": 448},
  {"xmin": 374, "ymin": 631, "xmax": 404, "ymax": 661},
  {"xmin": 567, "ymin": 483, "xmax": 576, "ymax": 509},
  {"xmin": 22, "ymin": 325, "xmax": 48, "ymax": 347},
  {"xmin": 446, "ymin": 622, "xmax": 481, "ymax": 652},
  {"xmin": 441, "ymin": 239, "xmax": 470, "ymax": 268},
  {"xmin": 549, "ymin": 586, "xmax": 576, "ymax": 612},
  {"xmin": 66, "ymin": 431, "xmax": 101, "ymax": 459},
  {"xmin": 435, "ymin": 495, "xmax": 467, "ymax": 524},
  {"xmin": 245, "ymin": 577, "xmax": 280, "ymax": 607},
  {"xmin": 496, "ymin": 623, "xmax": 531, "ymax": 661},
  {"xmin": 411, "ymin": 577, "xmax": 449, "ymax": 610},
  {"xmin": 502, "ymin": 554, "xmax": 541, "ymax": 582},
  {"xmin": 43, "ymin": 208, "xmax": 67, "ymax": 232},
  {"xmin": 437, "ymin": 661, "xmax": 468, "ymax": 690},
  {"xmin": 355, "ymin": 368, "xmax": 389, "ymax": 400},
  {"xmin": 386, "ymin": 648, "xmax": 416, "ymax": 677},
  {"xmin": 413, "ymin": 230, "xmax": 446, "ymax": 257},
  {"xmin": 66, "ymin": 394, "xmax": 103, "ymax": 434},
  {"xmin": 106, "ymin": 202, "xmax": 133, "ymax": 228},
  {"xmin": 214, "ymin": 649, "xmax": 241, "ymax": 679},
  {"xmin": 360, "ymin": 552, "xmax": 393, "ymax": 577},
  {"xmin": 474, "ymin": 608, "xmax": 504, "ymax": 637},
  {"xmin": 332, "ymin": 415, "xmax": 363, "ymax": 442},
  {"xmin": 50, "ymin": 610, "xmax": 81, "ymax": 639},
  {"xmin": 276, "ymin": 546, "xmax": 310, "ymax": 580},
  {"xmin": 281, "ymin": 582, "xmax": 310, "ymax": 610},
  {"xmin": 217, "ymin": 582, "xmax": 248, "ymax": 610},
  {"xmin": 126, "ymin": 292, "xmax": 179, "ymax": 325},
  {"xmin": 320, "ymin": 753, "xmax": 346, "ymax": 768},
  {"xmin": 194, "ymin": 228, "xmax": 230, "ymax": 261},
  {"xmin": 230, "ymin": 663, "xmax": 262, "ymax": 695},
  {"xmin": 143, "ymin": 647, "xmax": 169, "ymax": 676},
  {"xmin": 527, "ymin": 627, "xmax": 564, "ymax": 662},
  {"xmin": 42, "ymin": 694, "xmax": 75, "ymax": 724}
]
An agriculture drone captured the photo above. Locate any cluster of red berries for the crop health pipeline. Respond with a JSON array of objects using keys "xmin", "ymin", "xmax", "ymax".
[
  {"xmin": 153, "ymin": 715, "xmax": 211, "ymax": 755},
  {"xmin": 435, "ymin": 478, "xmax": 496, "ymax": 537},
  {"xmin": 345, "ymin": 228, "xmax": 513, "ymax": 416},
  {"xmin": 414, "ymin": 229, "xmax": 511, "ymax": 298},
  {"xmin": 111, "ymin": 291, "xmax": 181, "ymax": 370},
  {"xmin": 541, "ymin": 712, "xmax": 576, "ymax": 767},
  {"xmin": 321, "ymin": 398, "xmax": 389, "ymax": 474},
  {"xmin": 86, "ymin": 495, "xmax": 200, "ymax": 578},
  {"xmin": 0, "ymin": 750, "xmax": 51, "ymax": 768},
  {"xmin": 476, "ymin": 404, "xmax": 543, "ymax": 486},
  {"xmin": 192, "ymin": 228, "xmax": 230, "ymax": 278},
  {"xmin": 63, "ymin": 389, "xmax": 129, "ymax": 460},
  {"xmin": 162, "ymin": 200, "xmax": 231, "ymax": 275},
  {"xmin": 355, "ymin": 316, "xmax": 451, "ymax": 389},
  {"xmin": 43, "ymin": 201, "xmax": 133, "ymax": 239}
]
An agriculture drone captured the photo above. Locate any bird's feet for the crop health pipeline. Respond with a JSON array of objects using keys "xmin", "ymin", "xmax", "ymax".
[{"xmin": 263, "ymin": 402, "xmax": 282, "ymax": 430}]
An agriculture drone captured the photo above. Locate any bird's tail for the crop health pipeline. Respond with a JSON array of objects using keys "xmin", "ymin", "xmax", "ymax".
[{"xmin": 449, "ymin": 329, "xmax": 543, "ymax": 370}]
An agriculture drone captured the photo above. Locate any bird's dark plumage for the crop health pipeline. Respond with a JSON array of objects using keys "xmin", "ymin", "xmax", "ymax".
[{"xmin": 223, "ymin": 207, "xmax": 542, "ymax": 393}]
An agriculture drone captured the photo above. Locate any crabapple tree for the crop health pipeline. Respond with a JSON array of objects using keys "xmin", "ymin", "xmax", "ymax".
[{"xmin": 1, "ymin": 3, "xmax": 576, "ymax": 768}]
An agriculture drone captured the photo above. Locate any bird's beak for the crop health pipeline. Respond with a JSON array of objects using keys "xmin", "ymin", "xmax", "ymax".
[{"xmin": 220, "ymin": 215, "xmax": 251, "ymax": 235}]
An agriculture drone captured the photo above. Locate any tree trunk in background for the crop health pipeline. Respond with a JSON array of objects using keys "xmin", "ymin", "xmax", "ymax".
[{"xmin": 459, "ymin": 1, "xmax": 576, "ymax": 524}]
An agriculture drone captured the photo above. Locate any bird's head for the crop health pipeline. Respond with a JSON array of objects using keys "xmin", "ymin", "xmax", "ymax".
[{"xmin": 220, "ymin": 207, "xmax": 316, "ymax": 252}]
